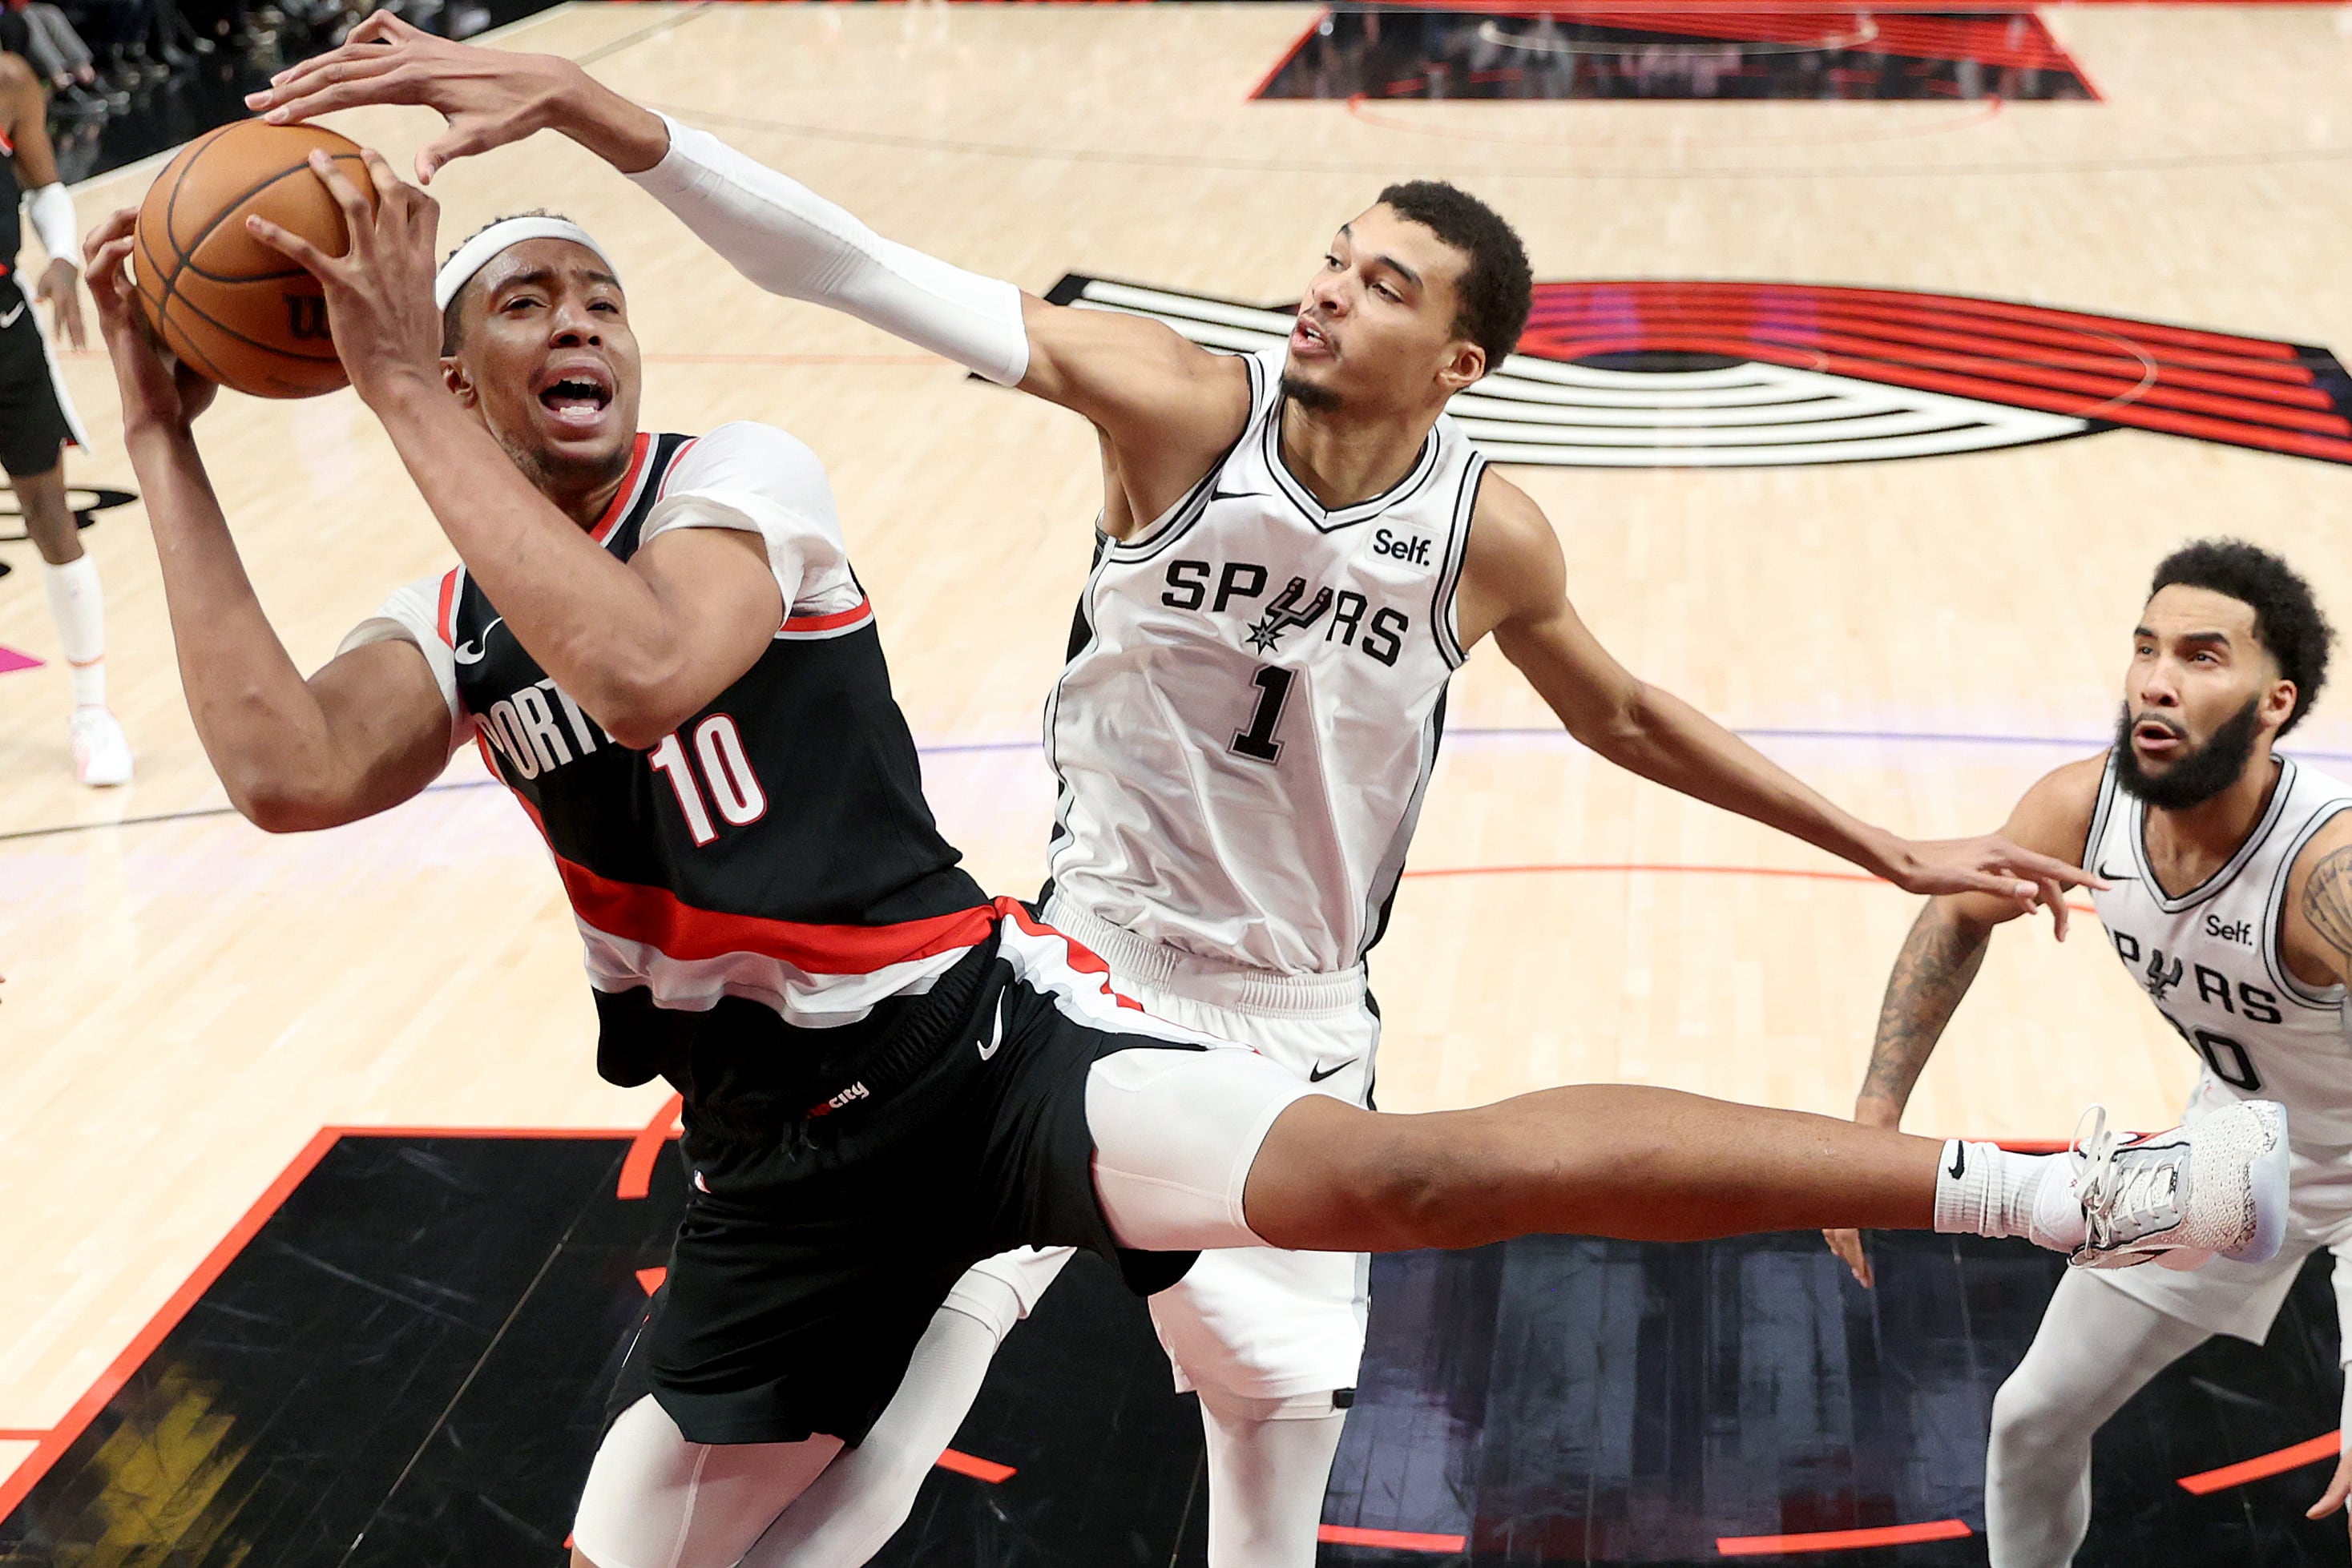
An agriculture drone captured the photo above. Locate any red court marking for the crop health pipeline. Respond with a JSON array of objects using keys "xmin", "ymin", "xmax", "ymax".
[
  {"xmin": 0, "ymin": 1431, "xmax": 48, "ymax": 1442},
  {"xmin": 618, "ymin": 1094, "xmax": 684, "ymax": 1200},
  {"xmin": 2179, "ymin": 1431, "xmax": 2340, "ymax": 1493},
  {"xmin": 0, "ymin": 1127, "xmax": 344, "ymax": 1523},
  {"xmin": 635, "ymin": 1268, "xmax": 668, "ymax": 1296},
  {"xmin": 0, "ymin": 646, "xmax": 43, "ymax": 675},
  {"xmin": 1718, "ymin": 1518, "xmax": 1972, "ymax": 1554},
  {"xmin": 936, "ymin": 1447, "xmax": 1017, "ymax": 1483},
  {"xmin": 1317, "ymin": 1523, "xmax": 1469, "ymax": 1552}
]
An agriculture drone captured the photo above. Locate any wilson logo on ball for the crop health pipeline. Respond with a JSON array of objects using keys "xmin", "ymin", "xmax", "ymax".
[
  {"xmin": 1046, "ymin": 275, "xmax": 2352, "ymax": 469},
  {"xmin": 285, "ymin": 296, "xmax": 332, "ymax": 341}
]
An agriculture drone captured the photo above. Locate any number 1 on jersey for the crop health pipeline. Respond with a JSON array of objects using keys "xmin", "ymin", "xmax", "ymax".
[{"xmin": 1232, "ymin": 665, "xmax": 1295, "ymax": 764}]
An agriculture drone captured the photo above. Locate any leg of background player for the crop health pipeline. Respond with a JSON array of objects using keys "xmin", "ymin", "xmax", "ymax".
[
  {"xmin": 1983, "ymin": 1272, "xmax": 2210, "ymax": 1568},
  {"xmin": 11, "ymin": 462, "xmax": 131, "ymax": 786},
  {"xmin": 1197, "ymin": 1390, "xmax": 1345, "ymax": 1568},
  {"xmin": 738, "ymin": 1269, "xmax": 1032, "ymax": 1568}
]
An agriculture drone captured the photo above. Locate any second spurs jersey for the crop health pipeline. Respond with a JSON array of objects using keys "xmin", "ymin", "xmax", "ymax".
[{"xmin": 1047, "ymin": 346, "xmax": 1487, "ymax": 976}]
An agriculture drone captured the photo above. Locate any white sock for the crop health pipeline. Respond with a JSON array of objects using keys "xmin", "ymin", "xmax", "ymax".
[
  {"xmin": 41, "ymin": 555, "xmax": 106, "ymax": 709},
  {"xmin": 1933, "ymin": 1139, "xmax": 2087, "ymax": 1252}
]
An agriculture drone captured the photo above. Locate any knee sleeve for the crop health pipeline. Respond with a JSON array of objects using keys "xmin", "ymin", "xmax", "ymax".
[
  {"xmin": 1086, "ymin": 1046, "xmax": 1317, "ymax": 1252},
  {"xmin": 575, "ymin": 1396, "xmax": 843, "ymax": 1568},
  {"xmin": 737, "ymin": 1305, "xmax": 1007, "ymax": 1568},
  {"xmin": 1196, "ymin": 1391, "xmax": 1348, "ymax": 1568}
]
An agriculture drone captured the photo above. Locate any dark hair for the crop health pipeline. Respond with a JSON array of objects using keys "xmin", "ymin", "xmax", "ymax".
[
  {"xmin": 1374, "ymin": 180, "xmax": 1532, "ymax": 371},
  {"xmin": 438, "ymin": 210, "xmax": 580, "ymax": 355},
  {"xmin": 2149, "ymin": 538, "xmax": 2334, "ymax": 734},
  {"xmin": 0, "ymin": 11, "xmax": 30, "ymax": 61}
]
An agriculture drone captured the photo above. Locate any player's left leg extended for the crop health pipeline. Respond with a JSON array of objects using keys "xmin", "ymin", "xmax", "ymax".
[{"xmin": 1083, "ymin": 1050, "xmax": 2287, "ymax": 1267}]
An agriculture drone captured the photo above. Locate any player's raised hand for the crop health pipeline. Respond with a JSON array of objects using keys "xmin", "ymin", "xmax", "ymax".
[
  {"xmin": 81, "ymin": 207, "xmax": 217, "ymax": 432},
  {"xmin": 246, "ymin": 13, "xmax": 666, "ymax": 184},
  {"xmin": 245, "ymin": 148, "xmax": 439, "ymax": 406},
  {"xmin": 2306, "ymin": 1443, "xmax": 2352, "ymax": 1542},
  {"xmin": 1821, "ymin": 1227, "xmax": 1874, "ymax": 1288},
  {"xmin": 1881, "ymin": 835, "xmax": 2104, "ymax": 940},
  {"xmin": 36, "ymin": 256, "xmax": 87, "ymax": 352}
]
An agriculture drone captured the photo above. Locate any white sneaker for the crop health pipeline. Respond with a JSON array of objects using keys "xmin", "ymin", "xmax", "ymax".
[
  {"xmin": 69, "ymin": 706, "xmax": 133, "ymax": 788},
  {"xmin": 2067, "ymin": 1100, "xmax": 2289, "ymax": 1271}
]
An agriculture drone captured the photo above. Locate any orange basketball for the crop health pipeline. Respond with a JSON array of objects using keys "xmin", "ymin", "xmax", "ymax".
[{"xmin": 133, "ymin": 120, "xmax": 377, "ymax": 400}]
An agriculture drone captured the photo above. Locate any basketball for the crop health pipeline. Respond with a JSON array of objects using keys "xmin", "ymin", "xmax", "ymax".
[{"xmin": 131, "ymin": 120, "xmax": 377, "ymax": 399}]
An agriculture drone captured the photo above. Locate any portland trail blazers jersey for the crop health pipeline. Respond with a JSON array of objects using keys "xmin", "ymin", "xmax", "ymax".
[
  {"xmin": 1047, "ymin": 346, "xmax": 1487, "ymax": 975},
  {"xmin": 353, "ymin": 425, "xmax": 990, "ymax": 1086},
  {"xmin": 2087, "ymin": 753, "xmax": 2352, "ymax": 1147},
  {"xmin": 0, "ymin": 123, "xmax": 19, "ymax": 274}
]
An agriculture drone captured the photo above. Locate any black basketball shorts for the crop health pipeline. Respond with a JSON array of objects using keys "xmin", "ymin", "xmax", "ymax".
[
  {"xmin": 0, "ymin": 275, "xmax": 78, "ymax": 479},
  {"xmin": 611, "ymin": 902, "xmax": 1294, "ymax": 1449}
]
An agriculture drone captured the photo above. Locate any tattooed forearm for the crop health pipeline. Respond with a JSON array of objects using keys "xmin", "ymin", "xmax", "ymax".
[
  {"xmin": 1857, "ymin": 901, "xmax": 1994, "ymax": 1117},
  {"xmin": 2302, "ymin": 847, "xmax": 2352, "ymax": 977}
]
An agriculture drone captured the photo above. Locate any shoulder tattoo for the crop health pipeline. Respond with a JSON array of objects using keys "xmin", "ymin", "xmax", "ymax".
[{"xmin": 2300, "ymin": 844, "xmax": 2352, "ymax": 962}]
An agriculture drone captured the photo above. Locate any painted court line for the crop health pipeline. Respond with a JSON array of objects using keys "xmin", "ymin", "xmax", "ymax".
[
  {"xmin": 1317, "ymin": 1523, "xmax": 1469, "ymax": 1552},
  {"xmin": 1718, "ymin": 1518, "xmax": 1972, "ymax": 1554},
  {"xmin": 2178, "ymin": 1431, "xmax": 2340, "ymax": 1493},
  {"xmin": 936, "ymin": 1448, "xmax": 1018, "ymax": 1484},
  {"xmin": 0, "ymin": 645, "xmax": 42, "ymax": 675}
]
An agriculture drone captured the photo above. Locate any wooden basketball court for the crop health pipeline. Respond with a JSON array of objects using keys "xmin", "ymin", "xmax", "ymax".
[{"xmin": 5, "ymin": 2, "xmax": 2351, "ymax": 1555}]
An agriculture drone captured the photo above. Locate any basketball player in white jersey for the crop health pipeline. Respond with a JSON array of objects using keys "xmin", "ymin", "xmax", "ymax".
[
  {"xmin": 250, "ymin": 28, "xmax": 2287, "ymax": 1568},
  {"xmin": 1824, "ymin": 540, "xmax": 2352, "ymax": 1562}
]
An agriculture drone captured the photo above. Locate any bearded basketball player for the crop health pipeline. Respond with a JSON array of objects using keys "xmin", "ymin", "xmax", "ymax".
[
  {"xmin": 1824, "ymin": 541, "xmax": 2352, "ymax": 1562},
  {"xmin": 1, "ymin": 40, "xmax": 127, "ymax": 784},
  {"xmin": 244, "ymin": 22, "xmax": 2295, "ymax": 1567}
]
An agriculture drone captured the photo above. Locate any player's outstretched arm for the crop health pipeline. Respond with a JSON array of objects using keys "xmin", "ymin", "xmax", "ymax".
[
  {"xmin": 1825, "ymin": 758, "xmax": 2104, "ymax": 1284},
  {"xmin": 1458, "ymin": 474, "xmax": 2103, "ymax": 921},
  {"xmin": 83, "ymin": 210, "xmax": 452, "ymax": 831},
  {"xmin": 245, "ymin": 15, "xmax": 1252, "ymax": 498}
]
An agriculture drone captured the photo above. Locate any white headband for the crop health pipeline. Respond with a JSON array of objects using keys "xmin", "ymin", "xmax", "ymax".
[{"xmin": 434, "ymin": 216, "xmax": 618, "ymax": 311}]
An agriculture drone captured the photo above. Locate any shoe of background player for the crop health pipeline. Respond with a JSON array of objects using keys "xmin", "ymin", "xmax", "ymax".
[
  {"xmin": 70, "ymin": 706, "xmax": 133, "ymax": 788},
  {"xmin": 2066, "ymin": 1100, "xmax": 2288, "ymax": 1272}
]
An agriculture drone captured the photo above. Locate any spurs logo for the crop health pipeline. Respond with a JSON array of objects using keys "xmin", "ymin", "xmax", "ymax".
[
  {"xmin": 1244, "ymin": 576, "xmax": 1334, "ymax": 654},
  {"xmin": 2144, "ymin": 949, "xmax": 2186, "ymax": 1002},
  {"xmin": 285, "ymin": 294, "xmax": 332, "ymax": 341}
]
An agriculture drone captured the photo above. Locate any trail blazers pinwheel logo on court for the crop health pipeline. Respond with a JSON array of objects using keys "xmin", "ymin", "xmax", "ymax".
[{"xmin": 1045, "ymin": 276, "xmax": 2352, "ymax": 469}]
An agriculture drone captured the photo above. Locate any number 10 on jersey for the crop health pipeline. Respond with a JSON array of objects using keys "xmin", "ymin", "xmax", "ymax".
[{"xmin": 650, "ymin": 713, "xmax": 769, "ymax": 844}]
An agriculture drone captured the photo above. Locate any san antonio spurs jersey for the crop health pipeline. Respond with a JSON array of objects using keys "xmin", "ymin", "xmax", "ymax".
[
  {"xmin": 1046, "ymin": 346, "xmax": 1487, "ymax": 975},
  {"xmin": 2087, "ymin": 753, "xmax": 2352, "ymax": 1147}
]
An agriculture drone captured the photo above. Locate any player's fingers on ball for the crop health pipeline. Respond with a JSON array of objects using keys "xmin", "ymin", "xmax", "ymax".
[
  {"xmin": 306, "ymin": 149, "xmax": 374, "ymax": 222},
  {"xmin": 244, "ymin": 215, "xmax": 330, "ymax": 274}
]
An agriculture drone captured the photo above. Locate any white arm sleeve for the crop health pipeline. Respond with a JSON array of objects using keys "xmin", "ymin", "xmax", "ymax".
[
  {"xmin": 639, "ymin": 422, "xmax": 861, "ymax": 619},
  {"xmin": 25, "ymin": 183, "xmax": 76, "ymax": 269},
  {"xmin": 627, "ymin": 116, "xmax": 1031, "ymax": 387},
  {"xmin": 337, "ymin": 572, "xmax": 471, "ymax": 758}
]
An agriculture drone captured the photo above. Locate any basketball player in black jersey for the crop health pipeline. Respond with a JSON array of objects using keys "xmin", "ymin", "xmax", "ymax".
[
  {"xmin": 0, "ymin": 38, "xmax": 128, "ymax": 784},
  {"xmin": 83, "ymin": 131, "xmax": 2284, "ymax": 1567}
]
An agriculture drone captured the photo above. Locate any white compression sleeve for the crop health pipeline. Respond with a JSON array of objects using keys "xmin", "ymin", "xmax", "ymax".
[
  {"xmin": 26, "ymin": 183, "xmax": 76, "ymax": 269},
  {"xmin": 628, "ymin": 115, "xmax": 1031, "ymax": 386}
]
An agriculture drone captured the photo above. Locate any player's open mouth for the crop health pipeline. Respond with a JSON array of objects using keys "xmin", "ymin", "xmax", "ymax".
[
  {"xmin": 2134, "ymin": 717, "xmax": 2186, "ymax": 756},
  {"xmin": 1290, "ymin": 315, "xmax": 1335, "ymax": 358},
  {"xmin": 536, "ymin": 367, "xmax": 615, "ymax": 432}
]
